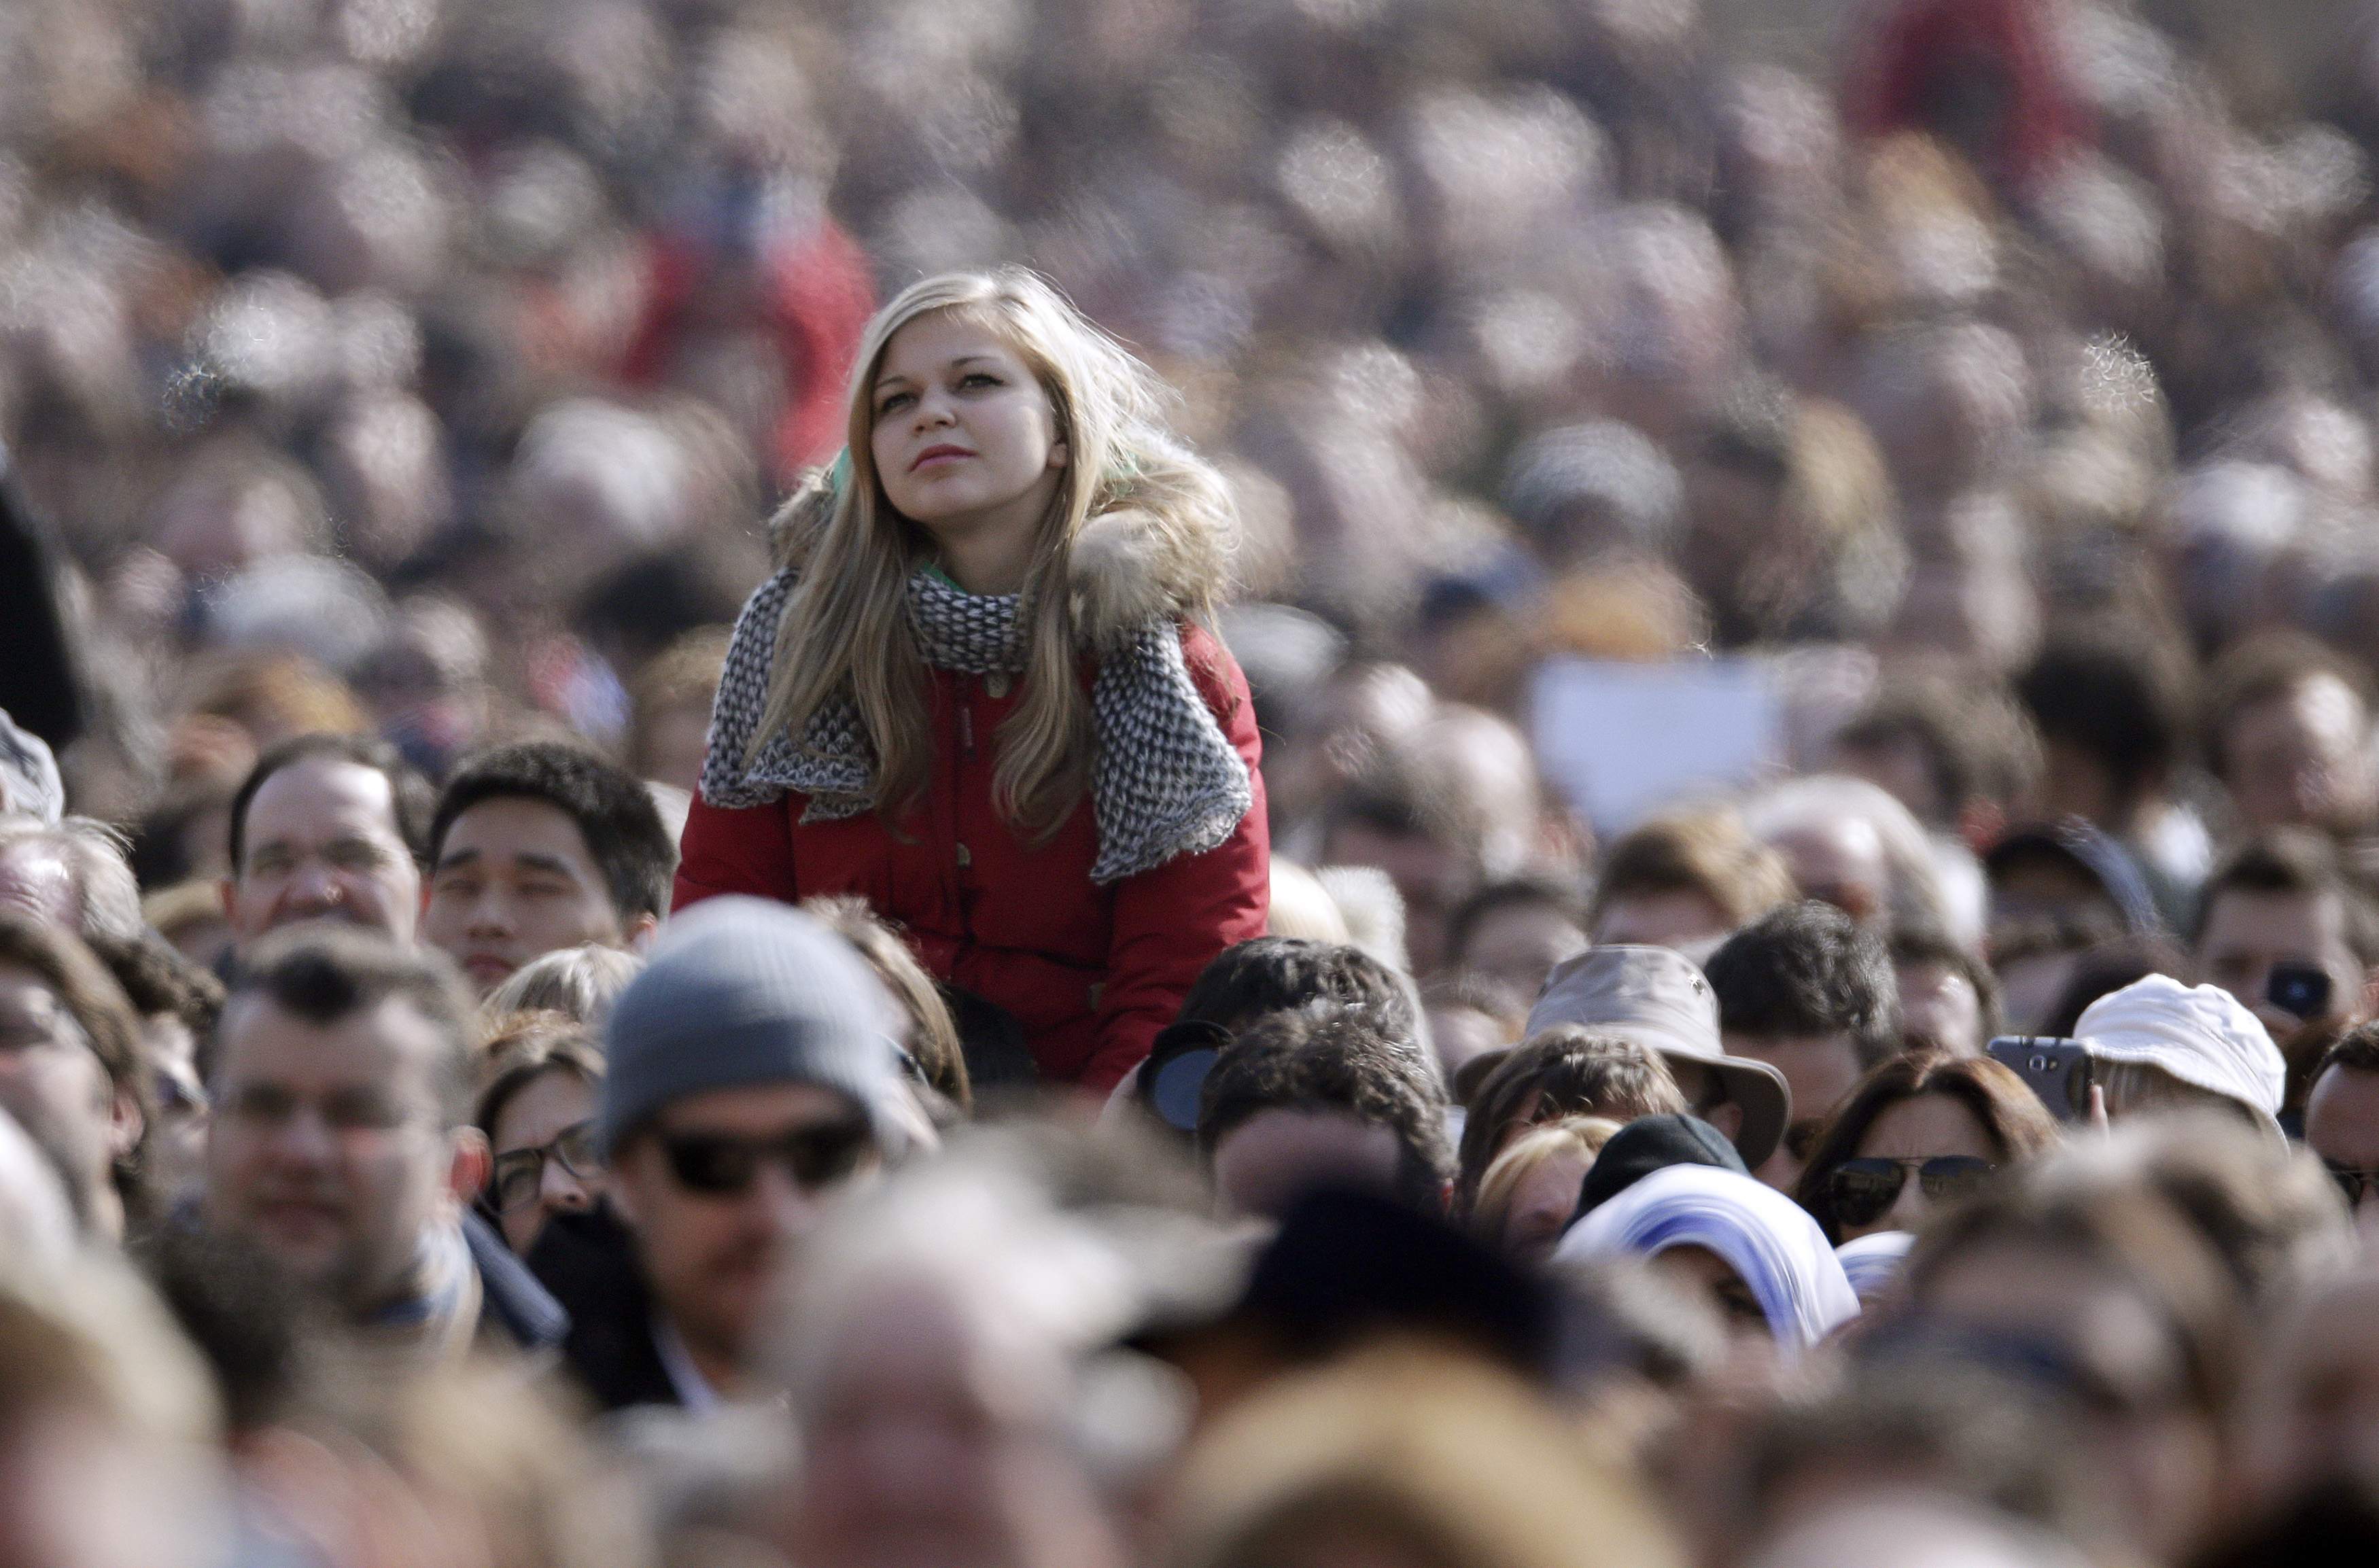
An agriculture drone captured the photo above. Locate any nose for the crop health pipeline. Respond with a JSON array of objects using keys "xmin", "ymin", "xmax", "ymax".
[
  {"xmin": 541, "ymin": 1158, "xmax": 591, "ymax": 1214},
  {"xmin": 283, "ymin": 858, "xmax": 342, "ymax": 914},
  {"xmin": 1883, "ymin": 1170, "xmax": 1930, "ymax": 1233},
  {"xmin": 468, "ymin": 888, "xmax": 514, "ymax": 939},
  {"xmin": 266, "ymin": 1104, "xmax": 338, "ymax": 1168},
  {"xmin": 751, "ymin": 1159, "xmax": 827, "ymax": 1239}
]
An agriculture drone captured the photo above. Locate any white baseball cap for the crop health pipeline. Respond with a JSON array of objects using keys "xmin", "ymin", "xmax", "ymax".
[{"xmin": 2074, "ymin": 974, "xmax": 2285, "ymax": 1130}]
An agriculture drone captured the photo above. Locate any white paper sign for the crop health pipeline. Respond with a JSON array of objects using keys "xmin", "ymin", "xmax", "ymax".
[{"xmin": 1529, "ymin": 658, "xmax": 1784, "ymax": 835}]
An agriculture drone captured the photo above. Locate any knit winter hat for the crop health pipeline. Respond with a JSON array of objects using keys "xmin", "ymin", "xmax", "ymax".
[
  {"xmin": 2074, "ymin": 973, "xmax": 2285, "ymax": 1130},
  {"xmin": 601, "ymin": 896, "xmax": 907, "ymax": 1153}
]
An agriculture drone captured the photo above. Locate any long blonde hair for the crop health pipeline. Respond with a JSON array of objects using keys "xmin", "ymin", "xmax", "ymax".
[{"xmin": 752, "ymin": 269, "xmax": 1232, "ymax": 837}]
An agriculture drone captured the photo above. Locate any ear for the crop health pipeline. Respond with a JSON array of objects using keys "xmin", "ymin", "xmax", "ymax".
[
  {"xmin": 107, "ymin": 1084, "xmax": 144, "ymax": 1162},
  {"xmin": 1047, "ymin": 436, "xmax": 1069, "ymax": 471},
  {"xmin": 447, "ymin": 1126, "xmax": 492, "ymax": 1207},
  {"xmin": 625, "ymin": 913, "xmax": 660, "ymax": 955}
]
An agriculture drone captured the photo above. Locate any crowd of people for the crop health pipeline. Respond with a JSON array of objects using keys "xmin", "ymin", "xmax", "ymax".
[{"xmin": 12, "ymin": 0, "xmax": 2379, "ymax": 1565}]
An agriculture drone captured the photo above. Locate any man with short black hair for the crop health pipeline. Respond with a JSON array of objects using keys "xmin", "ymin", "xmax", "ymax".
[
  {"xmin": 2193, "ymin": 829, "xmax": 2378, "ymax": 1043},
  {"xmin": 1176, "ymin": 936, "xmax": 1420, "ymax": 1041},
  {"xmin": 2206, "ymin": 631, "xmax": 2379, "ymax": 841},
  {"xmin": 2305, "ymin": 1026, "xmax": 2379, "ymax": 1224},
  {"xmin": 530, "ymin": 896, "xmax": 911, "ymax": 1412},
  {"xmin": 201, "ymin": 925, "xmax": 566, "ymax": 1357},
  {"xmin": 1705, "ymin": 901, "xmax": 1900, "ymax": 1190},
  {"xmin": 421, "ymin": 742, "xmax": 676, "ymax": 995},
  {"xmin": 1196, "ymin": 1007, "xmax": 1454, "ymax": 1220},
  {"xmin": 223, "ymin": 733, "xmax": 436, "ymax": 956}
]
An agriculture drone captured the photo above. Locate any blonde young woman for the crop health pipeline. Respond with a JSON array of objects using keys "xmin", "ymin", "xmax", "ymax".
[{"xmin": 676, "ymin": 271, "xmax": 1268, "ymax": 1091}]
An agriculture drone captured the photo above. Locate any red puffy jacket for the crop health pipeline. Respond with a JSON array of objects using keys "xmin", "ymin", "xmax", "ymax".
[{"xmin": 674, "ymin": 621, "xmax": 1268, "ymax": 1092}]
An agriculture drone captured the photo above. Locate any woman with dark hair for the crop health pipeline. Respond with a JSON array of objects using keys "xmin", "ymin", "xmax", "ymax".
[{"xmin": 1794, "ymin": 1048, "xmax": 2059, "ymax": 1244}]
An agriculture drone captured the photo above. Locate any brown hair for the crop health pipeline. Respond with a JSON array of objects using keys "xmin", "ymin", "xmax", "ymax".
[
  {"xmin": 474, "ymin": 1011, "xmax": 606, "ymax": 1145},
  {"xmin": 482, "ymin": 943, "xmax": 644, "ymax": 1028},
  {"xmin": 1794, "ymin": 1048, "xmax": 2060, "ymax": 1243},
  {"xmin": 804, "ymin": 895, "xmax": 971, "ymax": 1111},
  {"xmin": 2192, "ymin": 829, "xmax": 2379, "ymax": 965},
  {"xmin": 1455, "ymin": 1028, "xmax": 1687, "ymax": 1214},
  {"xmin": 0, "ymin": 913, "xmax": 154, "ymax": 1206},
  {"xmin": 1586, "ymin": 808, "xmax": 1795, "ymax": 935},
  {"xmin": 626, "ymin": 625, "xmax": 731, "ymax": 776},
  {"xmin": 224, "ymin": 925, "xmax": 478, "ymax": 1129}
]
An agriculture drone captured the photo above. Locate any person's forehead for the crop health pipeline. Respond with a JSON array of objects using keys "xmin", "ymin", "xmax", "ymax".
[
  {"xmin": 442, "ymin": 795, "xmax": 600, "ymax": 871},
  {"xmin": 2200, "ymin": 884, "xmax": 2342, "ymax": 948},
  {"xmin": 875, "ymin": 312, "xmax": 1026, "ymax": 381},
  {"xmin": 2307, "ymin": 1064, "xmax": 2379, "ymax": 1147},
  {"xmin": 650, "ymin": 1078, "xmax": 861, "ymax": 1133},
  {"xmin": 216, "ymin": 992, "xmax": 445, "ymax": 1086},
  {"xmin": 248, "ymin": 757, "xmax": 404, "ymax": 844}
]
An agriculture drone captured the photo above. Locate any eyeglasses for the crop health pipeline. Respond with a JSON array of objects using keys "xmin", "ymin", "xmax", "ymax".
[
  {"xmin": 657, "ymin": 1115, "xmax": 875, "ymax": 1198},
  {"xmin": 1826, "ymin": 1155, "xmax": 1996, "ymax": 1229},
  {"xmin": 2325, "ymin": 1162, "xmax": 2379, "ymax": 1207},
  {"xmin": 489, "ymin": 1120, "xmax": 603, "ymax": 1213}
]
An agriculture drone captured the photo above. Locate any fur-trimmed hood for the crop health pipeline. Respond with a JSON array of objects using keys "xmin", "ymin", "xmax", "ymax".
[{"xmin": 767, "ymin": 485, "xmax": 1233, "ymax": 653}]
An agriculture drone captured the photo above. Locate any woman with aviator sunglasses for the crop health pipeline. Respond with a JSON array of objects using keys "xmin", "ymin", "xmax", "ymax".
[
  {"xmin": 475, "ymin": 1014, "xmax": 608, "ymax": 1254},
  {"xmin": 1794, "ymin": 1048, "xmax": 2060, "ymax": 1244}
]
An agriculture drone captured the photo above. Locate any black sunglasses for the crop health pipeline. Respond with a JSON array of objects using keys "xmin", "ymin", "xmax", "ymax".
[
  {"xmin": 658, "ymin": 1115, "xmax": 875, "ymax": 1197},
  {"xmin": 489, "ymin": 1119, "xmax": 602, "ymax": 1213},
  {"xmin": 1826, "ymin": 1155, "xmax": 1996, "ymax": 1229},
  {"xmin": 2325, "ymin": 1162, "xmax": 2379, "ymax": 1207}
]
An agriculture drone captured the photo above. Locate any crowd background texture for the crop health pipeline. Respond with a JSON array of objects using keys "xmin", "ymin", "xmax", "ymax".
[{"xmin": 16, "ymin": 0, "xmax": 2379, "ymax": 1566}]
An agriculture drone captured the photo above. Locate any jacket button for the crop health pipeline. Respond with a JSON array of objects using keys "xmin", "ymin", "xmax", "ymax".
[
  {"xmin": 985, "ymin": 672, "xmax": 1011, "ymax": 699},
  {"xmin": 956, "ymin": 842, "xmax": 971, "ymax": 869}
]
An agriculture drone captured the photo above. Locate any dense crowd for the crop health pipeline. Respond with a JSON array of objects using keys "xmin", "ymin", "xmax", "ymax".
[{"xmin": 13, "ymin": 0, "xmax": 2379, "ymax": 1565}]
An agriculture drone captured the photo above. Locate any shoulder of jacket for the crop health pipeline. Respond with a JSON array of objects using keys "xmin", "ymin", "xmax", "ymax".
[{"xmin": 1069, "ymin": 504, "xmax": 1232, "ymax": 655}]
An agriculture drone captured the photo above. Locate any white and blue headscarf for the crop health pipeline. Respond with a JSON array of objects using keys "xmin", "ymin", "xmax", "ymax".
[
  {"xmin": 1835, "ymin": 1230, "xmax": 1915, "ymax": 1307},
  {"xmin": 1553, "ymin": 1164, "xmax": 1860, "ymax": 1351}
]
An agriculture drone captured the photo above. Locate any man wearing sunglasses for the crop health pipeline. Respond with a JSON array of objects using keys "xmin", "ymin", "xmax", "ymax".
[{"xmin": 529, "ymin": 896, "xmax": 911, "ymax": 1414}]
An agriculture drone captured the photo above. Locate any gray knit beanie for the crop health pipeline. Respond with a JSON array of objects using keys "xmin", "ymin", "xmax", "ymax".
[{"xmin": 601, "ymin": 896, "xmax": 907, "ymax": 1153}]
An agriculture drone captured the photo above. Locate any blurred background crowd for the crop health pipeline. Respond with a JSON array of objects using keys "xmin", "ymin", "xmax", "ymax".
[{"xmin": 17, "ymin": 0, "xmax": 2379, "ymax": 1565}]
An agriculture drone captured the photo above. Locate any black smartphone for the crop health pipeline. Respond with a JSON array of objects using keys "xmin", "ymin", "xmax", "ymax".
[
  {"xmin": 1985, "ymin": 1035, "xmax": 2095, "ymax": 1121},
  {"xmin": 2268, "ymin": 962, "xmax": 2333, "ymax": 1022}
]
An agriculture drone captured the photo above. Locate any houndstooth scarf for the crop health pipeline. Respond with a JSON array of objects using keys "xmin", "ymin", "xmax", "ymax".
[{"xmin": 701, "ymin": 565, "xmax": 1253, "ymax": 884}]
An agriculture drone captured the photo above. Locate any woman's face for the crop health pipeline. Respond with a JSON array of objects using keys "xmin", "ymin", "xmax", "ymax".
[
  {"xmin": 1651, "ymin": 1242, "xmax": 1771, "ymax": 1349},
  {"xmin": 868, "ymin": 311, "xmax": 1067, "ymax": 571},
  {"xmin": 1832, "ymin": 1092, "xmax": 1999, "ymax": 1242},
  {"xmin": 487, "ymin": 1067, "xmax": 601, "ymax": 1255}
]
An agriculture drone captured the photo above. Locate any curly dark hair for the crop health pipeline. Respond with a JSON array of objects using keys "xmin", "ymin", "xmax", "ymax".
[
  {"xmin": 1197, "ymin": 1006, "xmax": 1453, "ymax": 1213},
  {"xmin": 1705, "ymin": 900, "xmax": 1901, "ymax": 1066}
]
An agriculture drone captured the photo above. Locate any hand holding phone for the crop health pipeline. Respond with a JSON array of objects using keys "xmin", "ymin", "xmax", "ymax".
[{"xmin": 1985, "ymin": 1036, "xmax": 2096, "ymax": 1122}]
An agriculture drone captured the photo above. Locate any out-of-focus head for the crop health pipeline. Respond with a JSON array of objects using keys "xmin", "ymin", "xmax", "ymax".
[
  {"xmin": 2205, "ymin": 631, "xmax": 2379, "ymax": 839},
  {"xmin": 224, "ymin": 733, "xmax": 434, "ymax": 956},
  {"xmin": 86, "ymin": 933, "xmax": 223, "ymax": 1217},
  {"xmin": 202, "ymin": 925, "xmax": 479, "ymax": 1321},
  {"xmin": 0, "ymin": 913, "xmax": 151, "ymax": 1244},
  {"xmin": 0, "ymin": 1257, "xmax": 228, "ymax": 1568},
  {"xmin": 1176, "ymin": 937, "xmax": 1419, "ymax": 1043},
  {"xmin": 1903, "ymin": 1177, "xmax": 2245, "ymax": 1563},
  {"xmin": 1586, "ymin": 807, "xmax": 1796, "ymax": 955},
  {"xmin": 2237, "ymin": 1266, "xmax": 2379, "ymax": 1512},
  {"xmin": 1444, "ymin": 875, "xmax": 1588, "ymax": 1003},
  {"xmin": 1163, "ymin": 1342, "xmax": 1684, "ymax": 1568},
  {"xmin": 1196, "ymin": 1007, "xmax": 1451, "ymax": 1222},
  {"xmin": 0, "ymin": 818, "xmax": 143, "ymax": 949},
  {"xmin": 805, "ymin": 894, "xmax": 971, "ymax": 1112},
  {"xmin": 2191, "ymin": 829, "xmax": 2378, "ymax": 1042},
  {"xmin": 769, "ymin": 1145, "xmax": 1177, "ymax": 1568},
  {"xmin": 1743, "ymin": 775, "xmax": 1947, "ymax": 937},
  {"xmin": 2015, "ymin": 627, "xmax": 2193, "ymax": 833},
  {"xmin": 1832, "ymin": 675, "xmax": 2042, "ymax": 836},
  {"xmin": 1890, "ymin": 926, "xmax": 2003, "ymax": 1057},
  {"xmin": 2307, "ymin": 1025, "xmax": 2379, "ymax": 1232},
  {"xmin": 1746, "ymin": 1494, "xmax": 2092, "ymax": 1568}
]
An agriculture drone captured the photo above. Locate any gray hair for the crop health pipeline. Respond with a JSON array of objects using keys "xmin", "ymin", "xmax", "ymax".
[{"xmin": 0, "ymin": 816, "xmax": 144, "ymax": 946}]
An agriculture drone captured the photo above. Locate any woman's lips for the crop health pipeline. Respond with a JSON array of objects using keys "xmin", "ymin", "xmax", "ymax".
[{"xmin": 910, "ymin": 445, "xmax": 973, "ymax": 472}]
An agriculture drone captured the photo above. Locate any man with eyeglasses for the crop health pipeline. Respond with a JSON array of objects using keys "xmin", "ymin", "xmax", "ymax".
[
  {"xmin": 2305, "ymin": 1025, "xmax": 2379, "ymax": 1230},
  {"xmin": 201, "ymin": 925, "xmax": 568, "ymax": 1359},
  {"xmin": 528, "ymin": 896, "xmax": 911, "ymax": 1414}
]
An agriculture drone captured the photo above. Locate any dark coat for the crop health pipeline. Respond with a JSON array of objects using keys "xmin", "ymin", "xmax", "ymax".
[{"xmin": 524, "ymin": 1202, "xmax": 680, "ymax": 1414}]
